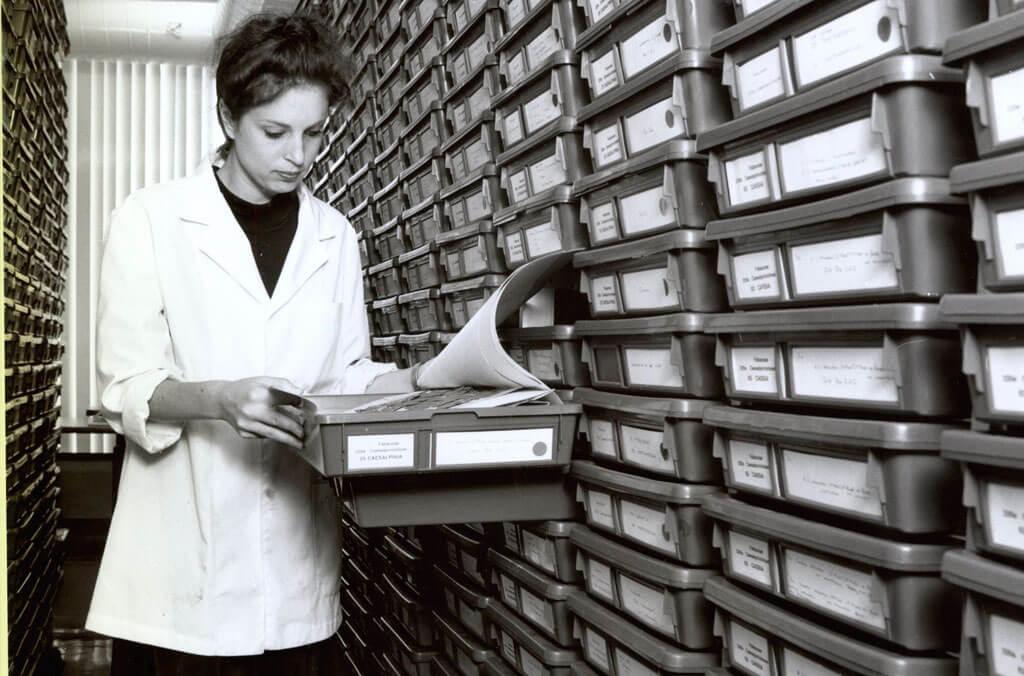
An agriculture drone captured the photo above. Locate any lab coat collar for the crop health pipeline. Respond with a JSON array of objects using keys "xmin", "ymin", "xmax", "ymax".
[{"xmin": 180, "ymin": 163, "xmax": 339, "ymax": 315}]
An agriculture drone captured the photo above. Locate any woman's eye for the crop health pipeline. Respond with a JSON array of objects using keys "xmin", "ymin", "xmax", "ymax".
[
  {"xmin": 264, "ymin": 130, "xmax": 285, "ymax": 139},
  {"xmin": 306, "ymin": 130, "xmax": 324, "ymax": 138}
]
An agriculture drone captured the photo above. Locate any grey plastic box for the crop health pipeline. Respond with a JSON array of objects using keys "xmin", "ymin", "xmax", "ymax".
[
  {"xmin": 378, "ymin": 57, "xmax": 408, "ymax": 114},
  {"xmin": 992, "ymin": 0, "xmax": 1024, "ymax": 18},
  {"xmin": 441, "ymin": 167, "xmax": 505, "ymax": 231},
  {"xmin": 378, "ymin": 22, "xmax": 408, "ymax": 79},
  {"xmin": 380, "ymin": 615, "xmax": 438, "ymax": 676},
  {"xmin": 435, "ymin": 564, "xmax": 493, "ymax": 641},
  {"xmin": 378, "ymin": 97, "xmax": 407, "ymax": 153},
  {"xmin": 443, "ymin": 3, "xmax": 503, "ymax": 91},
  {"xmin": 438, "ymin": 221, "xmax": 507, "ymax": 281},
  {"xmin": 403, "ymin": 10, "xmax": 449, "ymax": 78},
  {"xmin": 377, "ymin": 0, "xmax": 405, "ymax": 42},
  {"xmin": 571, "ymin": 525, "xmax": 715, "ymax": 649},
  {"xmin": 500, "ymin": 325, "xmax": 590, "ymax": 388},
  {"xmin": 404, "ymin": 195, "xmax": 445, "ymax": 249},
  {"xmin": 706, "ymin": 178, "xmax": 976, "ymax": 309},
  {"xmin": 403, "ymin": 59, "xmax": 448, "ymax": 126},
  {"xmin": 706, "ymin": 303, "xmax": 969, "ymax": 417},
  {"xmin": 496, "ymin": 0, "xmax": 586, "ymax": 90},
  {"xmin": 576, "ymin": 0, "xmax": 732, "ymax": 45},
  {"xmin": 376, "ymin": 139, "xmax": 406, "ymax": 187},
  {"xmin": 703, "ymin": 494, "xmax": 960, "ymax": 651},
  {"xmin": 376, "ymin": 175, "xmax": 406, "ymax": 224},
  {"xmin": 403, "ymin": 103, "xmax": 445, "ymax": 173},
  {"xmin": 373, "ymin": 335, "xmax": 404, "ymax": 366},
  {"xmin": 575, "ymin": 141, "xmax": 716, "ymax": 245},
  {"xmin": 370, "ymin": 258, "xmax": 404, "ymax": 297},
  {"xmin": 498, "ymin": 121, "xmax": 589, "ymax": 209},
  {"xmin": 574, "ymin": 230, "xmax": 728, "ymax": 316},
  {"xmin": 443, "ymin": 118, "xmax": 501, "ymax": 185},
  {"xmin": 383, "ymin": 572, "xmax": 435, "ymax": 647},
  {"xmin": 384, "ymin": 531, "xmax": 437, "ymax": 597},
  {"xmin": 940, "ymin": 293, "xmax": 1024, "ymax": 428},
  {"xmin": 485, "ymin": 600, "xmax": 582, "ymax": 675},
  {"xmin": 434, "ymin": 610, "xmax": 499, "ymax": 676},
  {"xmin": 705, "ymin": 404, "xmax": 963, "ymax": 534},
  {"xmin": 402, "ymin": 154, "xmax": 444, "ymax": 207},
  {"xmin": 399, "ymin": 289, "xmax": 451, "ymax": 332},
  {"xmin": 358, "ymin": 230, "xmax": 376, "ymax": 268},
  {"xmin": 568, "ymin": 591, "xmax": 719, "ymax": 674},
  {"xmin": 705, "ymin": 576, "xmax": 958, "ymax": 676},
  {"xmin": 576, "ymin": 313, "xmax": 723, "ymax": 398},
  {"xmin": 444, "ymin": 57, "xmax": 501, "ymax": 138},
  {"xmin": 399, "ymin": 243, "xmax": 446, "ymax": 292},
  {"xmin": 353, "ymin": 54, "xmax": 379, "ymax": 103},
  {"xmin": 448, "ymin": 0, "xmax": 497, "ymax": 35},
  {"xmin": 372, "ymin": 296, "xmax": 407, "ymax": 334},
  {"xmin": 574, "ymin": 388, "xmax": 720, "ymax": 483},
  {"xmin": 942, "ymin": 550, "xmax": 1024, "ymax": 676},
  {"xmin": 495, "ymin": 187, "xmax": 587, "ymax": 270},
  {"xmin": 712, "ymin": 0, "xmax": 983, "ymax": 116},
  {"xmin": 437, "ymin": 524, "xmax": 492, "ymax": 589},
  {"xmin": 485, "ymin": 520, "xmax": 580, "ymax": 583},
  {"xmin": 374, "ymin": 215, "xmax": 410, "ymax": 260},
  {"xmin": 350, "ymin": 197, "xmax": 380, "ymax": 235},
  {"xmin": 346, "ymin": 162, "xmax": 378, "ymax": 207},
  {"xmin": 572, "ymin": 460, "xmax": 720, "ymax": 566},
  {"xmin": 441, "ymin": 274, "xmax": 507, "ymax": 329},
  {"xmin": 698, "ymin": 55, "xmax": 974, "ymax": 216},
  {"xmin": 950, "ymin": 151, "xmax": 1024, "ymax": 293},
  {"xmin": 489, "ymin": 547, "xmax": 578, "ymax": 646},
  {"xmin": 943, "ymin": 429, "xmax": 1024, "ymax": 564},
  {"xmin": 399, "ymin": 332, "xmax": 453, "ymax": 365}
]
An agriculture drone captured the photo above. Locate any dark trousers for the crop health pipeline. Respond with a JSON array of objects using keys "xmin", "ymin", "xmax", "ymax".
[{"xmin": 111, "ymin": 636, "xmax": 344, "ymax": 676}]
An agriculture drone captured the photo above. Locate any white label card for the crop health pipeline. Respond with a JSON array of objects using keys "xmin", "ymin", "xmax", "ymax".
[
  {"xmin": 791, "ymin": 234, "xmax": 897, "ymax": 295},
  {"xmin": 616, "ymin": 649, "xmax": 657, "ymax": 676},
  {"xmin": 529, "ymin": 153, "xmax": 568, "ymax": 193},
  {"xmin": 587, "ymin": 558, "xmax": 615, "ymax": 601},
  {"xmin": 590, "ymin": 275, "xmax": 621, "ymax": 313},
  {"xmin": 990, "ymin": 614, "xmax": 1024, "ymax": 676},
  {"xmin": 784, "ymin": 549, "xmax": 886, "ymax": 630},
  {"xmin": 729, "ymin": 531, "xmax": 774, "ymax": 589},
  {"xmin": 619, "ymin": 574, "xmax": 674, "ymax": 636},
  {"xmin": 790, "ymin": 347, "xmax": 898, "ymax": 403},
  {"xmin": 734, "ymin": 249, "xmax": 782, "ymax": 300},
  {"xmin": 625, "ymin": 97, "xmax": 685, "ymax": 156},
  {"xmin": 729, "ymin": 439, "xmax": 774, "ymax": 492},
  {"xmin": 500, "ymin": 574, "xmax": 518, "ymax": 607},
  {"xmin": 524, "ymin": 89, "xmax": 561, "ymax": 133},
  {"xmin": 589, "ymin": 418, "xmax": 618, "ymax": 458},
  {"xmin": 509, "ymin": 170, "xmax": 531, "ymax": 203},
  {"xmin": 585, "ymin": 629, "xmax": 611, "ymax": 671},
  {"xmin": 435, "ymin": 428, "xmax": 554, "ymax": 466},
  {"xmin": 527, "ymin": 348, "xmax": 558, "ymax": 381},
  {"xmin": 620, "ymin": 424, "xmax": 673, "ymax": 474},
  {"xmin": 593, "ymin": 124, "xmax": 624, "ymax": 167},
  {"xmin": 506, "ymin": 0, "xmax": 526, "ymax": 27},
  {"xmin": 620, "ymin": 186, "xmax": 672, "ymax": 235},
  {"xmin": 504, "ymin": 231, "xmax": 526, "ymax": 264},
  {"xmin": 783, "ymin": 648, "xmax": 843, "ymax": 676},
  {"xmin": 589, "ymin": 201, "xmax": 619, "ymax": 243},
  {"xmin": 527, "ymin": 27, "xmax": 561, "ymax": 69},
  {"xmin": 725, "ymin": 150, "xmax": 772, "ymax": 207},
  {"xmin": 520, "ymin": 587, "xmax": 555, "ymax": 633},
  {"xmin": 990, "ymin": 68, "xmax": 1024, "ymax": 145},
  {"xmin": 737, "ymin": 47, "xmax": 786, "ymax": 111},
  {"xmin": 988, "ymin": 346, "xmax": 1024, "ymax": 414},
  {"xmin": 620, "ymin": 17, "xmax": 676, "ymax": 80},
  {"xmin": 503, "ymin": 523, "xmax": 521, "ymax": 552},
  {"xmin": 730, "ymin": 622, "xmax": 772, "ymax": 676},
  {"xmin": 501, "ymin": 632, "xmax": 517, "ymax": 663},
  {"xmin": 742, "ymin": 0, "xmax": 781, "ymax": 13},
  {"xmin": 995, "ymin": 208, "xmax": 1024, "ymax": 279},
  {"xmin": 624, "ymin": 347, "xmax": 683, "ymax": 388},
  {"xmin": 589, "ymin": 50, "xmax": 620, "ymax": 98},
  {"xmin": 467, "ymin": 35, "xmax": 489, "ymax": 72},
  {"xmin": 792, "ymin": 0, "xmax": 903, "ymax": 87},
  {"xmin": 987, "ymin": 482, "xmax": 1024, "ymax": 555},
  {"xmin": 620, "ymin": 500, "xmax": 674, "ymax": 554},
  {"xmin": 730, "ymin": 346, "xmax": 780, "ymax": 395},
  {"xmin": 504, "ymin": 111, "xmax": 525, "ymax": 146},
  {"xmin": 621, "ymin": 267, "xmax": 675, "ymax": 311},
  {"xmin": 779, "ymin": 117, "xmax": 886, "ymax": 194},
  {"xmin": 453, "ymin": 3, "xmax": 469, "ymax": 31},
  {"xmin": 347, "ymin": 434, "xmax": 416, "ymax": 470},
  {"xmin": 526, "ymin": 220, "xmax": 563, "ymax": 257},
  {"xmin": 508, "ymin": 52, "xmax": 527, "ymax": 85},
  {"xmin": 782, "ymin": 449, "xmax": 883, "ymax": 517},
  {"xmin": 522, "ymin": 530, "xmax": 556, "ymax": 574},
  {"xmin": 588, "ymin": 0, "xmax": 618, "ymax": 23},
  {"xmin": 587, "ymin": 489, "xmax": 616, "ymax": 529}
]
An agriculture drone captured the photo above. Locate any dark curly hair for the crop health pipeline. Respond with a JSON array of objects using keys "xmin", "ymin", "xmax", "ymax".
[{"xmin": 213, "ymin": 13, "xmax": 350, "ymax": 155}]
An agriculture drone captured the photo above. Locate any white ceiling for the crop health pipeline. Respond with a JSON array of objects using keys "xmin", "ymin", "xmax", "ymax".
[{"xmin": 65, "ymin": 0, "xmax": 301, "ymax": 64}]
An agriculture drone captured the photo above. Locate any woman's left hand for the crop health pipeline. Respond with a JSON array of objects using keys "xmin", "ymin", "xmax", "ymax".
[{"xmin": 365, "ymin": 359, "xmax": 431, "ymax": 394}]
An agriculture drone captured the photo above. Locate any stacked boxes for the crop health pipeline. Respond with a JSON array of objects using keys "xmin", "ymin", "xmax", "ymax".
[
  {"xmin": 937, "ymin": 6, "xmax": 1024, "ymax": 675},
  {"xmin": 3, "ymin": 1, "xmax": 70, "ymax": 674}
]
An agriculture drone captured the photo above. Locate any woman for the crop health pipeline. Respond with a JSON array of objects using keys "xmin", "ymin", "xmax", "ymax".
[{"xmin": 86, "ymin": 12, "xmax": 416, "ymax": 673}]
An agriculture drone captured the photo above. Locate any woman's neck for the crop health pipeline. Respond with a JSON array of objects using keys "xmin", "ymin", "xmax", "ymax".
[{"xmin": 217, "ymin": 154, "xmax": 272, "ymax": 204}]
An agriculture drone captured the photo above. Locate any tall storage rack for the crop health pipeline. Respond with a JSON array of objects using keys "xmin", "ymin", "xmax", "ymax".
[{"xmin": 3, "ymin": 1, "xmax": 71, "ymax": 674}]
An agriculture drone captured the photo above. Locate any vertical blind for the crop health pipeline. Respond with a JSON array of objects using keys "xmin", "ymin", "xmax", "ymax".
[{"xmin": 62, "ymin": 58, "xmax": 222, "ymax": 452}]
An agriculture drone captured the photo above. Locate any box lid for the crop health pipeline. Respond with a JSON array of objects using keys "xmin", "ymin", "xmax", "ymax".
[
  {"xmin": 941, "ymin": 429, "xmax": 1024, "ymax": 470},
  {"xmin": 400, "ymin": 151, "xmax": 438, "ymax": 183},
  {"xmin": 494, "ymin": 185, "xmax": 575, "ymax": 226},
  {"xmin": 949, "ymin": 150, "xmax": 1024, "ymax": 193},
  {"xmin": 368, "ymin": 257, "xmax": 398, "ymax": 274},
  {"xmin": 703, "ymin": 494, "xmax": 953, "ymax": 571},
  {"xmin": 403, "ymin": 193, "xmax": 441, "ymax": 220},
  {"xmin": 939, "ymin": 292, "xmax": 1024, "ymax": 324},
  {"xmin": 944, "ymin": 9, "xmax": 1024, "ymax": 64},
  {"xmin": 398, "ymin": 241, "xmax": 438, "ymax": 264},
  {"xmin": 573, "ymin": 140, "xmax": 705, "ymax": 197},
  {"xmin": 432, "ymin": 610, "xmax": 495, "ymax": 662},
  {"xmin": 443, "ymin": 55, "xmax": 499, "ymax": 103},
  {"xmin": 487, "ymin": 547, "xmax": 576, "ymax": 599},
  {"xmin": 703, "ymin": 404, "xmax": 955, "ymax": 450},
  {"xmin": 696, "ymin": 55, "xmax": 962, "ymax": 152},
  {"xmin": 494, "ymin": 0, "xmax": 561, "ymax": 52},
  {"xmin": 398, "ymin": 288, "xmax": 442, "ymax": 303},
  {"xmin": 704, "ymin": 577, "xmax": 958, "ymax": 676},
  {"xmin": 571, "ymin": 660, "xmax": 600, "ymax": 676},
  {"xmin": 434, "ymin": 563, "xmax": 492, "ymax": 609},
  {"xmin": 441, "ymin": 273, "xmax": 506, "ymax": 294},
  {"xmin": 372, "ymin": 215, "xmax": 403, "ymax": 238},
  {"xmin": 402, "ymin": 56, "xmax": 445, "ymax": 96},
  {"xmin": 379, "ymin": 616, "xmax": 439, "ymax": 662},
  {"xmin": 572, "ymin": 387, "xmax": 714, "ymax": 420},
  {"xmin": 440, "ymin": 164, "xmax": 500, "ymax": 201},
  {"xmin": 500, "ymin": 325, "xmax": 578, "ymax": 341},
  {"xmin": 484, "ymin": 602, "xmax": 580, "ymax": 665},
  {"xmin": 492, "ymin": 52, "xmax": 579, "ymax": 108},
  {"xmin": 398, "ymin": 331, "xmax": 444, "ymax": 344},
  {"xmin": 495, "ymin": 118, "xmax": 579, "ymax": 167},
  {"xmin": 573, "ymin": 229, "xmax": 712, "ymax": 268},
  {"xmin": 373, "ymin": 175, "xmax": 402, "ymax": 202},
  {"xmin": 441, "ymin": 113, "xmax": 496, "ymax": 155},
  {"xmin": 572, "ymin": 460, "xmax": 720, "ymax": 504},
  {"xmin": 704, "ymin": 303, "xmax": 954, "ymax": 333},
  {"xmin": 372, "ymin": 335, "xmax": 399, "ymax": 347},
  {"xmin": 371, "ymin": 295, "xmax": 398, "ymax": 309},
  {"xmin": 566, "ymin": 591, "xmax": 718, "ymax": 672},
  {"xmin": 527, "ymin": 520, "xmax": 576, "ymax": 537},
  {"xmin": 706, "ymin": 178, "xmax": 964, "ymax": 240},
  {"xmin": 570, "ymin": 525, "xmax": 714, "ymax": 589},
  {"xmin": 574, "ymin": 312, "xmax": 709, "ymax": 336},
  {"xmin": 436, "ymin": 220, "xmax": 496, "ymax": 246},
  {"xmin": 942, "ymin": 549, "xmax": 1024, "ymax": 607}
]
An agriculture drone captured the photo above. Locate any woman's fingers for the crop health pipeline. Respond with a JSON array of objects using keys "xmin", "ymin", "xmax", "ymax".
[{"xmin": 242, "ymin": 419, "xmax": 304, "ymax": 449}]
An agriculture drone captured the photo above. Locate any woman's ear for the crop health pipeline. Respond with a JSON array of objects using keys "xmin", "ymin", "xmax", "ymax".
[{"xmin": 218, "ymin": 100, "xmax": 237, "ymax": 140}]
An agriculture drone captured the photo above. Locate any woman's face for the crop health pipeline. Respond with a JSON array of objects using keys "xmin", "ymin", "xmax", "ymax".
[{"xmin": 220, "ymin": 82, "xmax": 329, "ymax": 203}]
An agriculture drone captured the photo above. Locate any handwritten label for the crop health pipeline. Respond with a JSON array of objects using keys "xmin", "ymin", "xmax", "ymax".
[
  {"xmin": 589, "ymin": 201, "xmax": 619, "ymax": 243},
  {"xmin": 500, "ymin": 574, "xmax": 518, "ymax": 607},
  {"xmin": 779, "ymin": 117, "xmax": 886, "ymax": 194},
  {"xmin": 519, "ymin": 649, "xmax": 544, "ymax": 676},
  {"xmin": 587, "ymin": 489, "xmax": 616, "ymax": 529},
  {"xmin": 741, "ymin": 0, "xmax": 781, "ymax": 14},
  {"xmin": 625, "ymin": 97, "xmax": 685, "ymax": 155},
  {"xmin": 784, "ymin": 549, "xmax": 886, "ymax": 630},
  {"xmin": 625, "ymin": 347, "xmax": 682, "ymax": 389},
  {"xmin": 988, "ymin": 346, "xmax": 1024, "ymax": 414},
  {"xmin": 589, "ymin": 418, "xmax": 618, "ymax": 458},
  {"xmin": 725, "ymin": 150, "xmax": 772, "ymax": 207},
  {"xmin": 790, "ymin": 347, "xmax": 898, "ymax": 403},
  {"xmin": 791, "ymin": 234, "xmax": 897, "ymax": 295},
  {"xmin": 526, "ymin": 220, "xmax": 563, "ymax": 257},
  {"xmin": 462, "ymin": 241, "xmax": 486, "ymax": 275},
  {"xmin": 995, "ymin": 208, "xmax": 1024, "ymax": 278},
  {"xmin": 990, "ymin": 614, "xmax": 1024, "ymax": 676},
  {"xmin": 620, "ymin": 186, "xmax": 672, "ymax": 235},
  {"xmin": 620, "ymin": 424, "xmax": 673, "ymax": 474},
  {"xmin": 435, "ymin": 427, "xmax": 554, "ymax": 465},
  {"xmin": 585, "ymin": 629, "xmax": 611, "ymax": 671},
  {"xmin": 529, "ymin": 153, "xmax": 568, "ymax": 193},
  {"xmin": 782, "ymin": 648, "xmax": 842, "ymax": 676},
  {"xmin": 620, "ymin": 574, "xmax": 674, "ymax": 636},
  {"xmin": 452, "ymin": 2, "xmax": 469, "ymax": 31},
  {"xmin": 589, "ymin": 50, "xmax": 620, "ymax": 98},
  {"xmin": 527, "ymin": 27, "xmax": 561, "ymax": 69},
  {"xmin": 501, "ymin": 631, "xmax": 517, "ymax": 663},
  {"xmin": 620, "ymin": 500, "xmax": 674, "ymax": 554},
  {"xmin": 734, "ymin": 250, "xmax": 782, "ymax": 300},
  {"xmin": 467, "ymin": 34, "xmax": 489, "ymax": 72},
  {"xmin": 587, "ymin": 557, "xmax": 614, "ymax": 602},
  {"xmin": 504, "ymin": 523, "xmax": 521, "ymax": 552},
  {"xmin": 730, "ymin": 346, "xmax": 780, "ymax": 395},
  {"xmin": 620, "ymin": 17, "xmax": 676, "ymax": 79},
  {"xmin": 522, "ymin": 530, "xmax": 556, "ymax": 574},
  {"xmin": 506, "ymin": 0, "xmax": 527, "ymax": 28},
  {"xmin": 527, "ymin": 348, "xmax": 558, "ymax": 381},
  {"xmin": 593, "ymin": 124, "xmax": 625, "ymax": 167},
  {"xmin": 991, "ymin": 68, "xmax": 1024, "ymax": 145},
  {"xmin": 737, "ymin": 46, "xmax": 786, "ymax": 111},
  {"xmin": 729, "ymin": 621, "xmax": 772, "ymax": 676},
  {"xmin": 616, "ymin": 649, "xmax": 657, "ymax": 676},
  {"xmin": 590, "ymin": 275, "xmax": 621, "ymax": 314},
  {"xmin": 504, "ymin": 110, "xmax": 525, "ymax": 146},
  {"xmin": 509, "ymin": 169, "xmax": 531, "ymax": 203},
  {"xmin": 792, "ymin": 0, "xmax": 903, "ymax": 88},
  {"xmin": 504, "ymin": 231, "xmax": 526, "ymax": 264},
  {"xmin": 466, "ymin": 188, "xmax": 488, "ymax": 222},
  {"xmin": 521, "ymin": 587, "xmax": 555, "ymax": 633},
  {"xmin": 728, "ymin": 439, "xmax": 774, "ymax": 492},
  {"xmin": 508, "ymin": 52, "xmax": 527, "ymax": 85},
  {"xmin": 525, "ymin": 89, "xmax": 561, "ymax": 133},
  {"xmin": 347, "ymin": 434, "xmax": 416, "ymax": 470},
  {"xmin": 587, "ymin": 0, "xmax": 618, "ymax": 23},
  {"xmin": 987, "ymin": 482, "xmax": 1024, "ymax": 555},
  {"xmin": 782, "ymin": 449, "xmax": 882, "ymax": 517},
  {"xmin": 621, "ymin": 267, "xmax": 675, "ymax": 311},
  {"xmin": 729, "ymin": 530, "xmax": 774, "ymax": 589}
]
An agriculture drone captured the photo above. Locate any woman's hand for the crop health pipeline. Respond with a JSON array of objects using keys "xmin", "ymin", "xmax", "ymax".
[
  {"xmin": 365, "ymin": 359, "xmax": 432, "ymax": 394},
  {"xmin": 215, "ymin": 377, "xmax": 307, "ymax": 448}
]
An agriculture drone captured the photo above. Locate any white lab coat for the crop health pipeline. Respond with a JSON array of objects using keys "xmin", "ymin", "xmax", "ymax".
[{"xmin": 85, "ymin": 163, "xmax": 395, "ymax": 655}]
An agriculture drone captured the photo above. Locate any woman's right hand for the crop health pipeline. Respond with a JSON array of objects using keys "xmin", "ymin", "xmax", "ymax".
[{"xmin": 215, "ymin": 377, "xmax": 306, "ymax": 448}]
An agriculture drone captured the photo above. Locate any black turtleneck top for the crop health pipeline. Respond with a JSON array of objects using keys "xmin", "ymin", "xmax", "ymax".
[{"xmin": 214, "ymin": 168, "xmax": 300, "ymax": 297}]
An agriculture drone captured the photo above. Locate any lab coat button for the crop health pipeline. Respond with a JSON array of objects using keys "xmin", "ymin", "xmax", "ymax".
[{"xmin": 264, "ymin": 487, "xmax": 274, "ymax": 500}]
